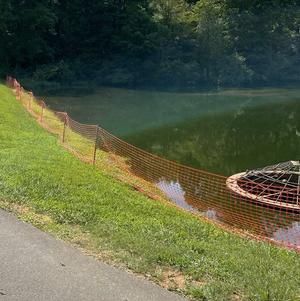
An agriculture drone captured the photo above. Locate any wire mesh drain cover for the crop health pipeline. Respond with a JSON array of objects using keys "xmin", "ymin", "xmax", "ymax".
[{"xmin": 226, "ymin": 161, "xmax": 300, "ymax": 212}]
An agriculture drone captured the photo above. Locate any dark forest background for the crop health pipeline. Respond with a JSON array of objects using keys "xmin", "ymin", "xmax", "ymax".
[{"xmin": 1, "ymin": 0, "xmax": 300, "ymax": 89}]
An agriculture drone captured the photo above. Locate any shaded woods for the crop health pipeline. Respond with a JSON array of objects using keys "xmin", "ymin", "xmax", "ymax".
[{"xmin": 1, "ymin": 0, "xmax": 300, "ymax": 89}]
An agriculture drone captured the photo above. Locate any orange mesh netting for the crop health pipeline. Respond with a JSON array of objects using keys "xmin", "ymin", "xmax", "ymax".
[{"xmin": 6, "ymin": 76, "xmax": 300, "ymax": 251}]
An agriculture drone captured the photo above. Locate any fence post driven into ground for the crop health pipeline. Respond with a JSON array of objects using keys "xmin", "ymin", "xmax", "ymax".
[
  {"xmin": 16, "ymin": 83, "xmax": 20, "ymax": 100},
  {"xmin": 93, "ymin": 126, "xmax": 100, "ymax": 165},
  {"xmin": 20, "ymin": 87, "xmax": 23, "ymax": 102},
  {"xmin": 28, "ymin": 92, "xmax": 33, "ymax": 111},
  {"xmin": 40, "ymin": 102, "xmax": 45, "ymax": 123},
  {"xmin": 62, "ymin": 113, "xmax": 68, "ymax": 143}
]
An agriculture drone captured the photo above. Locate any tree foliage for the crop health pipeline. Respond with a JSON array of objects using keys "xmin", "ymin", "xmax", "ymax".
[{"xmin": 0, "ymin": 0, "xmax": 299, "ymax": 88}]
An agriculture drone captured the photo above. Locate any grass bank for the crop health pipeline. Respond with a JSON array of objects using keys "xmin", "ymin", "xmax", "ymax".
[{"xmin": 0, "ymin": 84, "xmax": 300, "ymax": 301}]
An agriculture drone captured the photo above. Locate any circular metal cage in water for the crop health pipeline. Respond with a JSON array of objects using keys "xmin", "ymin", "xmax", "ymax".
[{"xmin": 226, "ymin": 161, "xmax": 300, "ymax": 212}]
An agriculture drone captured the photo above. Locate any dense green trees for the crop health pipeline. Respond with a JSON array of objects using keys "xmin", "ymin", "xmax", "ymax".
[{"xmin": 0, "ymin": 0, "xmax": 299, "ymax": 89}]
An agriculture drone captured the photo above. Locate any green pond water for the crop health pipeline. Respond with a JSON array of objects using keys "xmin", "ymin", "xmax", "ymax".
[{"xmin": 45, "ymin": 87, "xmax": 300, "ymax": 176}]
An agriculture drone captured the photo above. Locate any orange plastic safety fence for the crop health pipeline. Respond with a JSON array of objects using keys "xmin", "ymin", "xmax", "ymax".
[{"xmin": 6, "ymin": 76, "xmax": 300, "ymax": 252}]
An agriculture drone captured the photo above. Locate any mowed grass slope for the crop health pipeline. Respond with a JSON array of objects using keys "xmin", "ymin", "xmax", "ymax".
[{"xmin": 0, "ymin": 84, "xmax": 300, "ymax": 301}]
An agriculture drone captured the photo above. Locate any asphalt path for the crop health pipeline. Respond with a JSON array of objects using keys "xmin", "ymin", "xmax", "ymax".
[{"xmin": 0, "ymin": 209, "xmax": 187, "ymax": 301}]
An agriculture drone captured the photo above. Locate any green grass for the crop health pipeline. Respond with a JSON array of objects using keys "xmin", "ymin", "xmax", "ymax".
[{"xmin": 0, "ymin": 84, "xmax": 300, "ymax": 301}]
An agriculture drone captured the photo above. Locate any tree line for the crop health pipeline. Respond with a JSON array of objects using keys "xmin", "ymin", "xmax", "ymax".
[{"xmin": 0, "ymin": 0, "xmax": 299, "ymax": 89}]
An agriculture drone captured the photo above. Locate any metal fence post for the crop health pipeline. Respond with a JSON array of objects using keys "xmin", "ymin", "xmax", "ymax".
[
  {"xmin": 40, "ymin": 102, "xmax": 44, "ymax": 123},
  {"xmin": 28, "ymin": 92, "xmax": 33, "ymax": 111},
  {"xmin": 62, "ymin": 114, "xmax": 67, "ymax": 143},
  {"xmin": 17, "ymin": 84, "xmax": 20, "ymax": 100},
  {"xmin": 20, "ymin": 87, "xmax": 23, "ymax": 102},
  {"xmin": 93, "ymin": 126, "xmax": 100, "ymax": 166}
]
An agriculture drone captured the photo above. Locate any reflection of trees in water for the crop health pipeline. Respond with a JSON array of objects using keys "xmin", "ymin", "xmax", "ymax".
[{"xmin": 127, "ymin": 100, "xmax": 300, "ymax": 176}]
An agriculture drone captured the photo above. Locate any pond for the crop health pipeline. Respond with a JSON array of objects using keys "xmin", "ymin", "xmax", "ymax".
[{"xmin": 44, "ymin": 87, "xmax": 300, "ymax": 176}]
